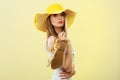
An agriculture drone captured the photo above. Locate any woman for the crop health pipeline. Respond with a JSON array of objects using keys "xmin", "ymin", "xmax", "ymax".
[{"xmin": 34, "ymin": 3, "xmax": 76, "ymax": 80}]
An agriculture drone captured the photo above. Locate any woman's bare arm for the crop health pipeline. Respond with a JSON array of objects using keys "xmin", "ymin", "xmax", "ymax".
[
  {"xmin": 62, "ymin": 40, "xmax": 73, "ymax": 73},
  {"xmin": 60, "ymin": 63, "xmax": 76, "ymax": 79},
  {"xmin": 47, "ymin": 36, "xmax": 56, "ymax": 53}
]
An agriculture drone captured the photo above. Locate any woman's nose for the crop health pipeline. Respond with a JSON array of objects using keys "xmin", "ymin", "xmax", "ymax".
[{"xmin": 57, "ymin": 15, "xmax": 63, "ymax": 19}]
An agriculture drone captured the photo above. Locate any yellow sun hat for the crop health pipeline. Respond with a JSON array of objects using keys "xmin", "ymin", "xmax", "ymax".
[{"xmin": 34, "ymin": 3, "xmax": 76, "ymax": 32}]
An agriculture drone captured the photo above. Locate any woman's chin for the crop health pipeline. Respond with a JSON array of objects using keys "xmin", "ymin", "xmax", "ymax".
[{"xmin": 56, "ymin": 24, "xmax": 64, "ymax": 27}]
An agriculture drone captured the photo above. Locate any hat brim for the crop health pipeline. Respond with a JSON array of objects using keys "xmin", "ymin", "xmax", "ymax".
[{"xmin": 34, "ymin": 9, "xmax": 76, "ymax": 32}]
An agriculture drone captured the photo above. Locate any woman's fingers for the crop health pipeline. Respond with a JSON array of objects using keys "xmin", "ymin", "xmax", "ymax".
[
  {"xmin": 59, "ymin": 71, "xmax": 72, "ymax": 79},
  {"xmin": 58, "ymin": 32, "xmax": 64, "ymax": 39},
  {"xmin": 58, "ymin": 32, "xmax": 67, "ymax": 41}
]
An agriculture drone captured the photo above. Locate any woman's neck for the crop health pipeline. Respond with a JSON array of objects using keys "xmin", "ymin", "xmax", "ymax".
[{"xmin": 54, "ymin": 27, "xmax": 62, "ymax": 34}]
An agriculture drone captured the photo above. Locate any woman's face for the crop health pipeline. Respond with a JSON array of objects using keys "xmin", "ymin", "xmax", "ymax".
[{"xmin": 50, "ymin": 12, "xmax": 65, "ymax": 28}]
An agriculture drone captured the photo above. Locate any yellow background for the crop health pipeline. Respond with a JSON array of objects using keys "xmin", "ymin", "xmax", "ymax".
[{"xmin": 0, "ymin": 0, "xmax": 120, "ymax": 80}]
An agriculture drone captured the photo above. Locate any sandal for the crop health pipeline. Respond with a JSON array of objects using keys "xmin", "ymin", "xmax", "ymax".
[{"xmin": 47, "ymin": 39, "xmax": 67, "ymax": 69}]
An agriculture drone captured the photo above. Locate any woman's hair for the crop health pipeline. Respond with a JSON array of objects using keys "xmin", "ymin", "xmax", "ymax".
[{"xmin": 46, "ymin": 12, "xmax": 66, "ymax": 38}]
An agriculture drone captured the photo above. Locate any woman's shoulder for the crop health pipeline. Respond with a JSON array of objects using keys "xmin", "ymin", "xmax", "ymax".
[
  {"xmin": 46, "ymin": 36, "xmax": 57, "ymax": 51},
  {"xmin": 47, "ymin": 36, "xmax": 57, "ymax": 43}
]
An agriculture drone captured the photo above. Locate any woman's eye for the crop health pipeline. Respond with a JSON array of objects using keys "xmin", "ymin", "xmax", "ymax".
[
  {"xmin": 53, "ymin": 14, "xmax": 57, "ymax": 17},
  {"xmin": 61, "ymin": 12, "xmax": 66, "ymax": 16}
]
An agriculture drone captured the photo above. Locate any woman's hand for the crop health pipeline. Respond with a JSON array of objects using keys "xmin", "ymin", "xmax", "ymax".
[
  {"xmin": 58, "ymin": 31, "xmax": 70, "ymax": 42},
  {"xmin": 59, "ymin": 64, "xmax": 76, "ymax": 79},
  {"xmin": 59, "ymin": 69, "xmax": 75, "ymax": 79}
]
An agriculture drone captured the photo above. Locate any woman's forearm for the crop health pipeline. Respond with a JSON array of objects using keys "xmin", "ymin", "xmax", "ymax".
[
  {"xmin": 71, "ymin": 63, "xmax": 76, "ymax": 75},
  {"xmin": 62, "ymin": 40, "xmax": 73, "ymax": 73}
]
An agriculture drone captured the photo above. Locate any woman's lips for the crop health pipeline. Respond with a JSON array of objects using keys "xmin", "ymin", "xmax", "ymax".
[{"xmin": 58, "ymin": 21, "xmax": 63, "ymax": 24}]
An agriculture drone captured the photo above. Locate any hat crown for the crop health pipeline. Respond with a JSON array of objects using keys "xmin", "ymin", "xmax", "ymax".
[{"xmin": 46, "ymin": 4, "xmax": 64, "ymax": 14}]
